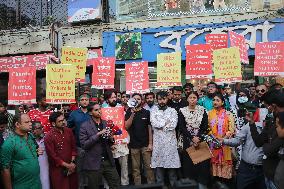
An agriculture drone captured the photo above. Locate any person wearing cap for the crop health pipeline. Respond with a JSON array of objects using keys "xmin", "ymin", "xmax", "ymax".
[{"xmin": 67, "ymin": 93, "xmax": 91, "ymax": 189}]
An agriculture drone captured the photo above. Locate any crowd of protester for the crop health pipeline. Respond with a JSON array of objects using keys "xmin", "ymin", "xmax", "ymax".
[{"xmin": 0, "ymin": 81, "xmax": 284, "ymax": 189}]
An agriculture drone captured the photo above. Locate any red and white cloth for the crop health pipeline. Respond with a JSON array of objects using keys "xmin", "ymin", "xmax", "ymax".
[{"xmin": 28, "ymin": 109, "xmax": 52, "ymax": 133}]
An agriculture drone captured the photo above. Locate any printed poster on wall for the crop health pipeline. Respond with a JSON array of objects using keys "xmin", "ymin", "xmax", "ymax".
[
  {"xmin": 46, "ymin": 64, "xmax": 76, "ymax": 104},
  {"xmin": 101, "ymin": 107, "xmax": 129, "ymax": 144},
  {"xmin": 8, "ymin": 67, "xmax": 36, "ymax": 105},
  {"xmin": 205, "ymin": 33, "xmax": 228, "ymax": 50},
  {"xmin": 213, "ymin": 47, "xmax": 242, "ymax": 83},
  {"xmin": 61, "ymin": 46, "xmax": 88, "ymax": 81},
  {"xmin": 254, "ymin": 41, "xmax": 284, "ymax": 76},
  {"xmin": 92, "ymin": 57, "xmax": 115, "ymax": 89},
  {"xmin": 229, "ymin": 31, "xmax": 249, "ymax": 64},
  {"xmin": 157, "ymin": 52, "xmax": 182, "ymax": 87},
  {"xmin": 125, "ymin": 61, "xmax": 149, "ymax": 94},
  {"xmin": 186, "ymin": 44, "xmax": 213, "ymax": 79}
]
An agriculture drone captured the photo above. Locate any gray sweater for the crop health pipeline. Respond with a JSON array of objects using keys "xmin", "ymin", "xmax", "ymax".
[{"xmin": 224, "ymin": 123, "xmax": 264, "ymax": 165}]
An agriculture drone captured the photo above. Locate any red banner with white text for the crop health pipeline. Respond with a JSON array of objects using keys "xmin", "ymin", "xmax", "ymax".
[
  {"xmin": 92, "ymin": 57, "xmax": 115, "ymax": 89},
  {"xmin": 205, "ymin": 34, "xmax": 228, "ymax": 50},
  {"xmin": 229, "ymin": 31, "xmax": 249, "ymax": 64}
]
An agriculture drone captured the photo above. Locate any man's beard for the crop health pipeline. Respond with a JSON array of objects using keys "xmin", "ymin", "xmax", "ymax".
[
  {"xmin": 158, "ymin": 103, "xmax": 167, "ymax": 110},
  {"xmin": 208, "ymin": 92, "xmax": 216, "ymax": 98},
  {"xmin": 109, "ymin": 101, "xmax": 117, "ymax": 107},
  {"xmin": 81, "ymin": 105, "xmax": 88, "ymax": 109},
  {"xmin": 147, "ymin": 101, "xmax": 154, "ymax": 107}
]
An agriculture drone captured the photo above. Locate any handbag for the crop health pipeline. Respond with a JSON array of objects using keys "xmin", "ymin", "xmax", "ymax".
[{"xmin": 186, "ymin": 141, "xmax": 213, "ymax": 165}]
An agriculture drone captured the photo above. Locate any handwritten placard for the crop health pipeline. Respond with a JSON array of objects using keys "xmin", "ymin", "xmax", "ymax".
[
  {"xmin": 101, "ymin": 107, "xmax": 128, "ymax": 144},
  {"xmin": 92, "ymin": 57, "xmax": 115, "ymax": 89},
  {"xmin": 254, "ymin": 42, "xmax": 284, "ymax": 76},
  {"xmin": 205, "ymin": 34, "xmax": 228, "ymax": 50},
  {"xmin": 157, "ymin": 52, "xmax": 182, "ymax": 87},
  {"xmin": 125, "ymin": 61, "xmax": 149, "ymax": 94},
  {"xmin": 61, "ymin": 47, "xmax": 88, "ymax": 81},
  {"xmin": 213, "ymin": 47, "xmax": 242, "ymax": 83},
  {"xmin": 46, "ymin": 64, "xmax": 76, "ymax": 104},
  {"xmin": 229, "ymin": 31, "xmax": 249, "ymax": 64},
  {"xmin": 186, "ymin": 44, "xmax": 213, "ymax": 79},
  {"xmin": 8, "ymin": 67, "xmax": 36, "ymax": 105}
]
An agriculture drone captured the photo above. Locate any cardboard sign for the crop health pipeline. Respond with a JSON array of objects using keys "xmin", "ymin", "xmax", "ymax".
[
  {"xmin": 205, "ymin": 34, "xmax": 228, "ymax": 50},
  {"xmin": 229, "ymin": 31, "xmax": 249, "ymax": 64},
  {"xmin": 186, "ymin": 142, "xmax": 213, "ymax": 165},
  {"xmin": 254, "ymin": 42, "xmax": 284, "ymax": 76},
  {"xmin": 186, "ymin": 44, "xmax": 213, "ymax": 79},
  {"xmin": 0, "ymin": 54, "xmax": 56, "ymax": 72},
  {"xmin": 213, "ymin": 47, "xmax": 242, "ymax": 83},
  {"xmin": 46, "ymin": 64, "xmax": 76, "ymax": 104},
  {"xmin": 61, "ymin": 47, "xmax": 88, "ymax": 81},
  {"xmin": 157, "ymin": 52, "xmax": 182, "ymax": 87},
  {"xmin": 92, "ymin": 57, "xmax": 115, "ymax": 89},
  {"xmin": 101, "ymin": 107, "xmax": 128, "ymax": 144},
  {"xmin": 125, "ymin": 61, "xmax": 149, "ymax": 94},
  {"xmin": 8, "ymin": 67, "xmax": 36, "ymax": 105}
]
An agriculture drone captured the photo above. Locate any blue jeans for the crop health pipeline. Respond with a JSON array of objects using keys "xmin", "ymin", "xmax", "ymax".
[
  {"xmin": 237, "ymin": 161, "xmax": 266, "ymax": 189},
  {"xmin": 265, "ymin": 177, "xmax": 278, "ymax": 189}
]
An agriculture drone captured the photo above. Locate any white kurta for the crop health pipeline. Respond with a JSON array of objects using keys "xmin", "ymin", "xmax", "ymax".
[{"xmin": 150, "ymin": 106, "xmax": 181, "ymax": 168}]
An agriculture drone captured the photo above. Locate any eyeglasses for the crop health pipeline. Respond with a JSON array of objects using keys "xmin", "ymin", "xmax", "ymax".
[
  {"xmin": 256, "ymin": 89, "xmax": 266, "ymax": 93},
  {"xmin": 207, "ymin": 86, "xmax": 216, "ymax": 89},
  {"xmin": 93, "ymin": 109, "xmax": 101, "ymax": 111}
]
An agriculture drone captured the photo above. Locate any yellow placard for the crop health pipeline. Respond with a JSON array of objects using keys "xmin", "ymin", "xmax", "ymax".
[
  {"xmin": 157, "ymin": 52, "xmax": 182, "ymax": 87},
  {"xmin": 213, "ymin": 47, "xmax": 242, "ymax": 83},
  {"xmin": 61, "ymin": 46, "xmax": 88, "ymax": 80},
  {"xmin": 46, "ymin": 64, "xmax": 76, "ymax": 104}
]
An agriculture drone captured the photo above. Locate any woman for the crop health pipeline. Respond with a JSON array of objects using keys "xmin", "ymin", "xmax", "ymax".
[
  {"xmin": 208, "ymin": 93, "xmax": 235, "ymax": 180},
  {"xmin": 178, "ymin": 91, "xmax": 210, "ymax": 189}
]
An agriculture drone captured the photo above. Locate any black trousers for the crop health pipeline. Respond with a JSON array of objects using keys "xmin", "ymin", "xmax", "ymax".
[{"xmin": 86, "ymin": 160, "xmax": 120, "ymax": 189}]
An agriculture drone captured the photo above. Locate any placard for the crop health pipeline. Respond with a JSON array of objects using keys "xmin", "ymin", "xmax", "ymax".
[
  {"xmin": 8, "ymin": 67, "xmax": 36, "ymax": 105},
  {"xmin": 254, "ymin": 42, "xmax": 284, "ymax": 76},
  {"xmin": 157, "ymin": 52, "xmax": 182, "ymax": 87},
  {"xmin": 125, "ymin": 61, "xmax": 149, "ymax": 94},
  {"xmin": 92, "ymin": 57, "xmax": 115, "ymax": 89},
  {"xmin": 61, "ymin": 47, "xmax": 88, "ymax": 81},
  {"xmin": 213, "ymin": 47, "xmax": 242, "ymax": 83},
  {"xmin": 205, "ymin": 34, "xmax": 228, "ymax": 50},
  {"xmin": 229, "ymin": 31, "xmax": 249, "ymax": 64},
  {"xmin": 101, "ymin": 107, "xmax": 128, "ymax": 144},
  {"xmin": 87, "ymin": 49, "xmax": 102, "ymax": 66},
  {"xmin": 46, "ymin": 64, "xmax": 76, "ymax": 104},
  {"xmin": 186, "ymin": 44, "xmax": 213, "ymax": 79}
]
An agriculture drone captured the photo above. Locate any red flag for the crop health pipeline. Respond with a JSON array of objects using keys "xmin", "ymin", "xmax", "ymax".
[
  {"xmin": 8, "ymin": 67, "xmax": 36, "ymax": 105},
  {"xmin": 92, "ymin": 57, "xmax": 115, "ymax": 89},
  {"xmin": 186, "ymin": 44, "xmax": 213, "ymax": 79},
  {"xmin": 229, "ymin": 31, "xmax": 249, "ymax": 64},
  {"xmin": 205, "ymin": 34, "xmax": 228, "ymax": 50},
  {"xmin": 125, "ymin": 61, "xmax": 149, "ymax": 94},
  {"xmin": 254, "ymin": 41, "xmax": 284, "ymax": 76}
]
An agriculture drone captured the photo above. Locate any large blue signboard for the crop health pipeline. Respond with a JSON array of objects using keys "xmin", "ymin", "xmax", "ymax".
[{"xmin": 103, "ymin": 18, "xmax": 284, "ymax": 64}]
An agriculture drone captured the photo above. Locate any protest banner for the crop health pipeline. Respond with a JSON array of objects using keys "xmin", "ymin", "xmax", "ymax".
[
  {"xmin": 8, "ymin": 67, "xmax": 36, "ymax": 105},
  {"xmin": 92, "ymin": 57, "xmax": 115, "ymax": 89},
  {"xmin": 213, "ymin": 47, "xmax": 242, "ymax": 83},
  {"xmin": 186, "ymin": 44, "xmax": 213, "ymax": 79},
  {"xmin": 46, "ymin": 64, "xmax": 76, "ymax": 104},
  {"xmin": 229, "ymin": 31, "xmax": 249, "ymax": 64},
  {"xmin": 157, "ymin": 52, "xmax": 182, "ymax": 87},
  {"xmin": 61, "ymin": 47, "xmax": 88, "ymax": 81},
  {"xmin": 101, "ymin": 107, "xmax": 129, "ymax": 144},
  {"xmin": 0, "ymin": 54, "xmax": 56, "ymax": 72},
  {"xmin": 125, "ymin": 61, "xmax": 149, "ymax": 94},
  {"xmin": 205, "ymin": 33, "xmax": 228, "ymax": 50},
  {"xmin": 87, "ymin": 49, "xmax": 103, "ymax": 66},
  {"xmin": 254, "ymin": 41, "xmax": 284, "ymax": 76}
]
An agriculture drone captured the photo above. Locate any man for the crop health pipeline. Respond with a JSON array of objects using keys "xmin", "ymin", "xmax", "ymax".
[
  {"xmin": 249, "ymin": 84, "xmax": 257, "ymax": 103},
  {"xmin": 80, "ymin": 103, "xmax": 120, "ymax": 189},
  {"xmin": 1, "ymin": 114, "xmax": 41, "ymax": 189},
  {"xmin": 183, "ymin": 83, "xmax": 194, "ymax": 98},
  {"xmin": 224, "ymin": 84, "xmax": 237, "ymax": 108},
  {"xmin": 198, "ymin": 82, "xmax": 229, "ymax": 111},
  {"xmin": 219, "ymin": 114, "xmax": 266, "ymax": 189},
  {"xmin": 102, "ymin": 89, "xmax": 130, "ymax": 186},
  {"xmin": 45, "ymin": 112, "xmax": 78, "ymax": 189},
  {"xmin": 125, "ymin": 93, "xmax": 155, "ymax": 185},
  {"xmin": 116, "ymin": 91, "xmax": 122, "ymax": 104},
  {"xmin": 67, "ymin": 93, "xmax": 91, "ymax": 189},
  {"xmin": 167, "ymin": 86, "xmax": 188, "ymax": 112},
  {"xmin": 150, "ymin": 91, "xmax": 180, "ymax": 187},
  {"xmin": 252, "ymin": 84, "xmax": 268, "ymax": 108},
  {"xmin": 32, "ymin": 121, "xmax": 50, "ymax": 189},
  {"xmin": 28, "ymin": 96, "xmax": 52, "ymax": 133},
  {"xmin": 121, "ymin": 91, "xmax": 130, "ymax": 112},
  {"xmin": 144, "ymin": 92, "xmax": 156, "ymax": 112},
  {"xmin": 0, "ymin": 102, "xmax": 14, "ymax": 132},
  {"xmin": 0, "ymin": 113, "xmax": 8, "ymax": 189}
]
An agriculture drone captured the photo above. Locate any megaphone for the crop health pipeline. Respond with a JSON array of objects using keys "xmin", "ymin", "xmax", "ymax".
[{"xmin": 127, "ymin": 98, "xmax": 138, "ymax": 108}]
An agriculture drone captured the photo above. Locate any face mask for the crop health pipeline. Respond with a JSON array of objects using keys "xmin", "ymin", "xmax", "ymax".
[{"xmin": 238, "ymin": 96, "xmax": 248, "ymax": 104}]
